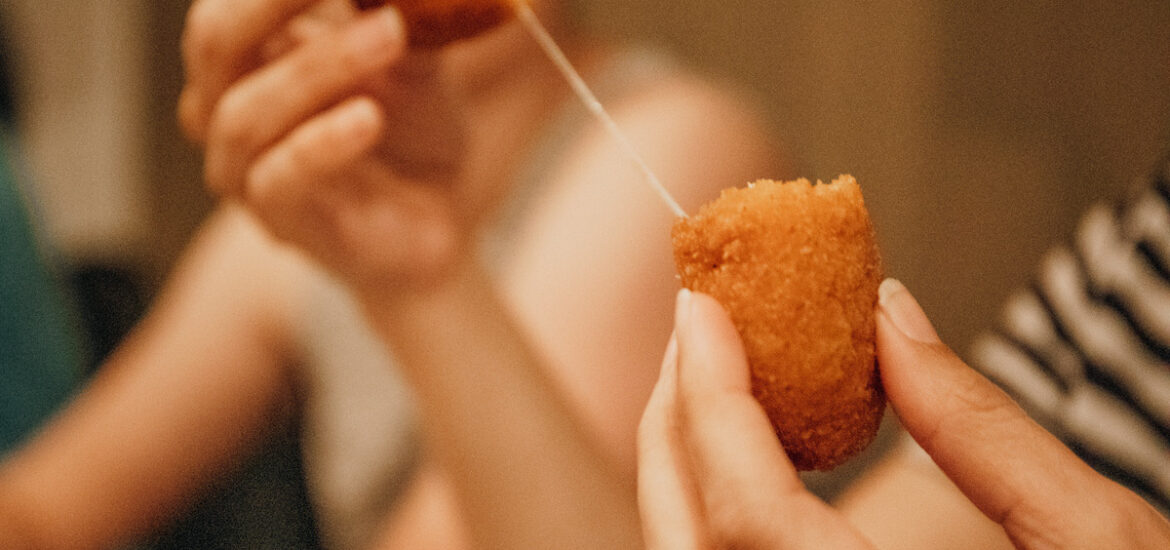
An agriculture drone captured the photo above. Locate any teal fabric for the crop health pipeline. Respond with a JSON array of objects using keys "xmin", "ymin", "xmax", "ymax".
[{"xmin": 0, "ymin": 138, "xmax": 81, "ymax": 455}]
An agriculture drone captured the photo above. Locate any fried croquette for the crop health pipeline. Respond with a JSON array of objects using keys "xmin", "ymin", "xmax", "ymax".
[
  {"xmin": 672, "ymin": 175, "xmax": 885, "ymax": 470},
  {"xmin": 354, "ymin": 0, "xmax": 514, "ymax": 48}
]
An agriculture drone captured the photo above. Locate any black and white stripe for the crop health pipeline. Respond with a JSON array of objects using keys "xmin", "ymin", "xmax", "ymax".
[{"xmin": 971, "ymin": 165, "xmax": 1170, "ymax": 517}]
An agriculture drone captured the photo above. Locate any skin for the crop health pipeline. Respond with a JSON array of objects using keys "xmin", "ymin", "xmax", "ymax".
[
  {"xmin": 0, "ymin": 1, "xmax": 779, "ymax": 548},
  {"xmin": 638, "ymin": 281, "xmax": 1170, "ymax": 549},
  {"xmin": 352, "ymin": 0, "xmax": 513, "ymax": 48},
  {"xmin": 4, "ymin": 3, "xmax": 1158, "ymax": 548}
]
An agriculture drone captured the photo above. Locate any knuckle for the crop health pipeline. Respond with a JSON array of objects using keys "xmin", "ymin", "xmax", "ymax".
[
  {"xmin": 951, "ymin": 369, "xmax": 1021, "ymax": 422},
  {"xmin": 923, "ymin": 361, "xmax": 1026, "ymax": 449}
]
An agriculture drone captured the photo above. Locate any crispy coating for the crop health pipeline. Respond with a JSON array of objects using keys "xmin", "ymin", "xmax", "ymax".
[
  {"xmin": 672, "ymin": 176, "xmax": 885, "ymax": 470},
  {"xmin": 354, "ymin": 0, "xmax": 514, "ymax": 48}
]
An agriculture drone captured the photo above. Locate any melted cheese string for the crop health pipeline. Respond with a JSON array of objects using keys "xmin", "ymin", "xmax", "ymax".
[{"xmin": 513, "ymin": 1, "xmax": 688, "ymax": 218}]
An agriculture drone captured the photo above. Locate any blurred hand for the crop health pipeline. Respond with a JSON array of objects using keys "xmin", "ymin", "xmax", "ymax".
[
  {"xmin": 638, "ymin": 282, "xmax": 1170, "ymax": 549},
  {"xmin": 179, "ymin": 0, "xmax": 470, "ymax": 298}
]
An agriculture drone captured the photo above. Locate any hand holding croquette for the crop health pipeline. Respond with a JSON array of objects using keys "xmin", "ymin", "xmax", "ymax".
[
  {"xmin": 672, "ymin": 176, "xmax": 885, "ymax": 470},
  {"xmin": 182, "ymin": 1, "xmax": 472, "ymax": 295},
  {"xmin": 638, "ymin": 279, "xmax": 1170, "ymax": 549}
]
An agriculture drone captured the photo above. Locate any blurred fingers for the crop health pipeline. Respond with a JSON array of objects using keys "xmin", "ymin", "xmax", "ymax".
[
  {"xmin": 180, "ymin": 0, "xmax": 321, "ymax": 140},
  {"xmin": 204, "ymin": 5, "xmax": 406, "ymax": 196},
  {"xmin": 259, "ymin": 13, "xmax": 332, "ymax": 64},
  {"xmin": 247, "ymin": 96, "xmax": 383, "ymax": 205},
  {"xmin": 244, "ymin": 96, "xmax": 381, "ymax": 245},
  {"xmin": 244, "ymin": 95, "xmax": 454, "ymax": 281}
]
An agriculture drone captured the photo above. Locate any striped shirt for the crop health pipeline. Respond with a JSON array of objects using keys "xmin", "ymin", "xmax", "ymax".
[{"xmin": 971, "ymin": 156, "xmax": 1170, "ymax": 517}]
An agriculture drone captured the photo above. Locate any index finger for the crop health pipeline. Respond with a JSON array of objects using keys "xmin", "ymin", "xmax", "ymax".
[
  {"xmin": 179, "ymin": 0, "xmax": 324, "ymax": 141},
  {"xmin": 875, "ymin": 279, "xmax": 1113, "ymax": 535}
]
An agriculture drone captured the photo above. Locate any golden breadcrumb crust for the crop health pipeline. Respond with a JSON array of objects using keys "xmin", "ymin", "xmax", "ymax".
[
  {"xmin": 672, "ymin": 176, "xmax": 885, "ymax": 470},
  {"xmin": 354, "ymin": 0, "xmax": 513, "ymax": 48}
]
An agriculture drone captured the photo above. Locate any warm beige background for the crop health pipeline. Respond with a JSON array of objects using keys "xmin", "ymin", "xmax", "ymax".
[
  {"xmin": 6, "ymin": 1, "xmax": 1170, "ymax": 352},
  {"xmin": 585, "ymin": 0, "xmax": 1170, "ymax": 349}
]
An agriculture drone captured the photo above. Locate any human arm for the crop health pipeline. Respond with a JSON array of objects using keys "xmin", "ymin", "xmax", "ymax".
[
  {"xmin": 368, "ymin": 67, "xmax": 781, "ymax": 550},
  {"xmin": 0, "ymin": 206, "xmax": 309, "ymax": 549},
  {"xmin": 638, "ymin": 282, "xmax": 1170, "ymax": 549},
  {"xmin": 179, "ymin": 1, "xmax": 653, "ymax": 548},
  {"xmin": 180, "ymin": 0, "xmax": 786, "ymax": 546}
]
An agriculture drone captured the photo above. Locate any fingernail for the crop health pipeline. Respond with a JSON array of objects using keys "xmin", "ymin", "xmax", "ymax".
[{"xmin": 878, "ymin": 278, "xmax": 940, "ymax": 344}]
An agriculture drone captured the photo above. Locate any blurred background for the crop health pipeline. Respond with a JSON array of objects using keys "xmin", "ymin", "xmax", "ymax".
[{"xmin": 2, "ymin": 0, "xmax": 1169, "ymax": 357}]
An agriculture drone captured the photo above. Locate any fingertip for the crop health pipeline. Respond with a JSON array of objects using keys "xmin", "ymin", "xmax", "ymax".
[
  {"xmin": 877, "ymin": 278, "xmax": 940, "ymax": 344},
  {"xmin": 320, "ymin": 96, "xmax": 386, "ymax": 163},
  {"xmin": 375, "ymin": 5, "xmax": 406, "ymax": 42},
  {"xmin": 874, "ymin": 302, "xmax": 957, "ymax": 431},
  {"xmin": 874, "ymin": 279, "xmax": 959, "ymax": 413},
  {"xmin": 360, "ymin": 5, "xmax": 409, "ymax": 61},
  {"xmin": 342, "ymin": 96, "xmax": 386, "ymax": 147}
]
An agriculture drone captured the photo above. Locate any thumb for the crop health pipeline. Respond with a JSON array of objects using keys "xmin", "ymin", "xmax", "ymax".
[{"xmin": 875, "ymin": 279, "xmax": 1118, "ymax": 546}]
